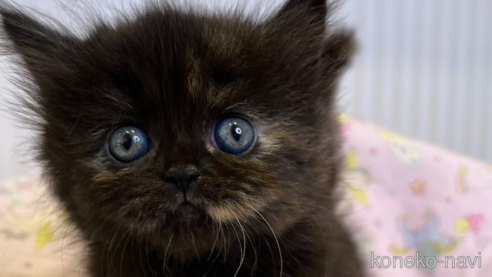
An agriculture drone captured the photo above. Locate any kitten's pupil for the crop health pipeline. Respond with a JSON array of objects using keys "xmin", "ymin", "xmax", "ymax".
[
  {"xmin": 122, "ymin": 133, "xmax": 133, "ymax": 150},
  {"xmin": 231, "ymin": 125, "xmax": 242, "ymax": 141}
]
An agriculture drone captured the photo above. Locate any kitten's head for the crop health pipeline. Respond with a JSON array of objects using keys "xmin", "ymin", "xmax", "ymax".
[{"xmin": 1, "ymin": 0, "xmax": 353, "ymax": 259}]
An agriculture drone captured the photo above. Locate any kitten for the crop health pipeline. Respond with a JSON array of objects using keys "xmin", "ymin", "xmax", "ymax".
[{"xmin": 0, "ymin": 0, "xmax": 362, "ymax": 276}]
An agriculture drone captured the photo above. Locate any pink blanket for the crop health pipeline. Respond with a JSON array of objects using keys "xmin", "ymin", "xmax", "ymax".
[
  {"xmin": 1, "ymin": 117, "xmax": 491, "ymax": 276},
  {"xmin": 339, "ymin": 116, "xmax": 492, "ymax": 277}
]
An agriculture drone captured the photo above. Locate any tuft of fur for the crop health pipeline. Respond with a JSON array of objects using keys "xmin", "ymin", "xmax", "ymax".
[{"xmin": 0, "ymin": 0, "xmax": 362, "ymax": 276}]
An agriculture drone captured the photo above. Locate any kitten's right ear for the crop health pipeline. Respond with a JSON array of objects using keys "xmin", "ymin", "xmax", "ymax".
[
  {"xmin": 275, "ymin": 0, "xmax": 327, "ymax": 23},
  {"xmin": 0, "ymin": 4, "xmax": 78, "ymax": 81}
]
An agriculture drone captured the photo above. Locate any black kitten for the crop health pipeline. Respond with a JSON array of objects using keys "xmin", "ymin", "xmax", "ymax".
[{"xmin": 0, "ymin": 0, "xmax": 362, "ymax": 276}]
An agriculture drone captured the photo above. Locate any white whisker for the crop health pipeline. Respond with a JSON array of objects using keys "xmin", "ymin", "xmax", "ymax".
[
  {"xmin": 163, "ymin": 233, "xmax": 174, "ymax": 274},
  {"xmin": 251, "ymin": 206, "xmax": 283, "ymax": 277},
  {"xmin": 233, "ymin": 216, "xmax": 247, "ymax": 277}
]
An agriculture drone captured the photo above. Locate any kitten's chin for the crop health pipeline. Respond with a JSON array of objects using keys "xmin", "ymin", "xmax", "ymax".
[{"xmin": 169, "ymin": 203, "xmax": 204, "ymax": 223}]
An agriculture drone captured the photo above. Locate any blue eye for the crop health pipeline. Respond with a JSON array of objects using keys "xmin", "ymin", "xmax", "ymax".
[
  {"xmin": 212, "ymin": 117, "xmax": 255, "ymax": 154},
  {"xmin": 108, "ymin": 126, "xmax": 151, "ymax": 162}
]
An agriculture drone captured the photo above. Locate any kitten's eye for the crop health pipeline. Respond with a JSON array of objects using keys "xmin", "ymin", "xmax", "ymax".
[
  {"xmin": 212, "ymin": 117, "xmax": 255, "ymax": 154},
  {"xmin": 109, "ymin": 126, "xmax": 151, "ymax": 162}
]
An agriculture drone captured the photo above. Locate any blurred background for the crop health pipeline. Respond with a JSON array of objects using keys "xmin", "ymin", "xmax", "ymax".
[{"xmin": 0, "ymin": 0, "xmax": 490, "ymax": 182}]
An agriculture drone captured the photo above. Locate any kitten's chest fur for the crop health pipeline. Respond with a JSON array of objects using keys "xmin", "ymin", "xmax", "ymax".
[{"xmin": 88, "ymin": 218, "xmax": 362, "ymax": 277}]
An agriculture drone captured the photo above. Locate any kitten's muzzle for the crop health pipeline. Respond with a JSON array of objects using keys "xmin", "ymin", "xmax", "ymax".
[{"xmin": 165, "ymin": 165, "xmax": 200, "ymax": 199}]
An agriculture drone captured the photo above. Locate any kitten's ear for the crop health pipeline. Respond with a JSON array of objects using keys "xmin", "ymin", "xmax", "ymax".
[
  {"xmin": 275, "ymin": 0, "xmax": 327, "ymax": 23},
  {"xmin": 0, "ymin": 5, "xmax": 78, "ymax": 82},
  {"xmin": 322, "ymin": 30, "xmax": 356, "ymax": 74}
]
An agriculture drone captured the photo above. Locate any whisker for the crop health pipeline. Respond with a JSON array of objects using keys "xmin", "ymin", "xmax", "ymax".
[
  {"xmin": 245, "ymin": 230, "xmax": 258, "ymax": 277},
  {"xmin": 106, "ymin": 221, "xmax": 123, "ymax": 277},
  {"xmin": 163, "ymin": 233, "xmax": 174, "ymax": 274},
  {"xmin": 251, "ymin": 206, "xmax": 283, "ymax": 277},
  {"xmin": 230, "ymin": 222, "xmax": 243, "ymax": 262},
  {"xmin": 143, "ymin": 229, "xmax": 156, "ymax": 277},
  {"xmin": 130, "ymin": 229, "xmax": 138, "ymax": 276},
  {"xmin": 207, "ymin": 223, "xmax": 221, "ymax": 261},
  {"xmin": 203, "ymin": 225, "xmax": 223, "ymax": 277},
  {"xmin": 119, "ymin": 229, "xmax": 133, "ymax": 277},
  {"xmin": 223, "ymin": 224, "xmax": 233, "ymax": 264},
  {"xmin": 110, "ymin": 228, "xmax": 129, "ymax": 273},
  {"xmin": 191, "ymin": 231, "xmax": 200, "ymax": 257},
  {"xmin": 233, "ymin": 216, "xmax": 247, "ymax": 277}
]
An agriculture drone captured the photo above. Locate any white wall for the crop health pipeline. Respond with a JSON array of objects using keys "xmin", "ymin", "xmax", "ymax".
[
  {"xmin": 0, "ymin": 0, "xmax": 490, "ymax": 182},
  {"xmin": 339, "ymin": 0, "xmax": 491, "ymax": 164}
]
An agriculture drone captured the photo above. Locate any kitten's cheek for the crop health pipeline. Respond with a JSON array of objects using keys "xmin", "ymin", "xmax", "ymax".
[{"xmin": 207, "ymin": 206, "xmax": 236, "ymax": 224}]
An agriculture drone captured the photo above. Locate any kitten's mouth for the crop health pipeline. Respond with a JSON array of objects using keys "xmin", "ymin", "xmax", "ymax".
[{"xmin": 171, "ymin": 203, "xmax": 204, "ymax": 223}]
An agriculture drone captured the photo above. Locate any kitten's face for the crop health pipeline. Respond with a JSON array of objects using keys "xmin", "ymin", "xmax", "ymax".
[{"xmin": 1, "ymin": 0, "xmax": 353, "ymax": 258}]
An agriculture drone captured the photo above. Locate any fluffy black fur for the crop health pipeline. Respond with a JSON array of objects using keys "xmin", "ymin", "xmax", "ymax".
[{"xmin": 0, "ymin": 0, "xmax": 363, "ymax": 276}]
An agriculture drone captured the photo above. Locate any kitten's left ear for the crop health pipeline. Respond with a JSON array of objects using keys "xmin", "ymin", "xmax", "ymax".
[{"xmin": 0, "ymin": 4, "xmax": 79, "ymax": 84}]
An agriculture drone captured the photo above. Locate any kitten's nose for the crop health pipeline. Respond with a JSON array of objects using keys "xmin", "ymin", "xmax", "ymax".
[{"xmin": 165, "ymin": 166, "xmax": 200, "ymax": 196}]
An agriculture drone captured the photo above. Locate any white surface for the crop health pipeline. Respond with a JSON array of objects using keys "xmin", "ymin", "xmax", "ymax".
[
  {"xmin": 0, "ymin": 0, "xmax": 491, "ymax": 182},
  {"xmin": 339, "ymin": 0, "xmax": 491, "ymax": 164}
]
